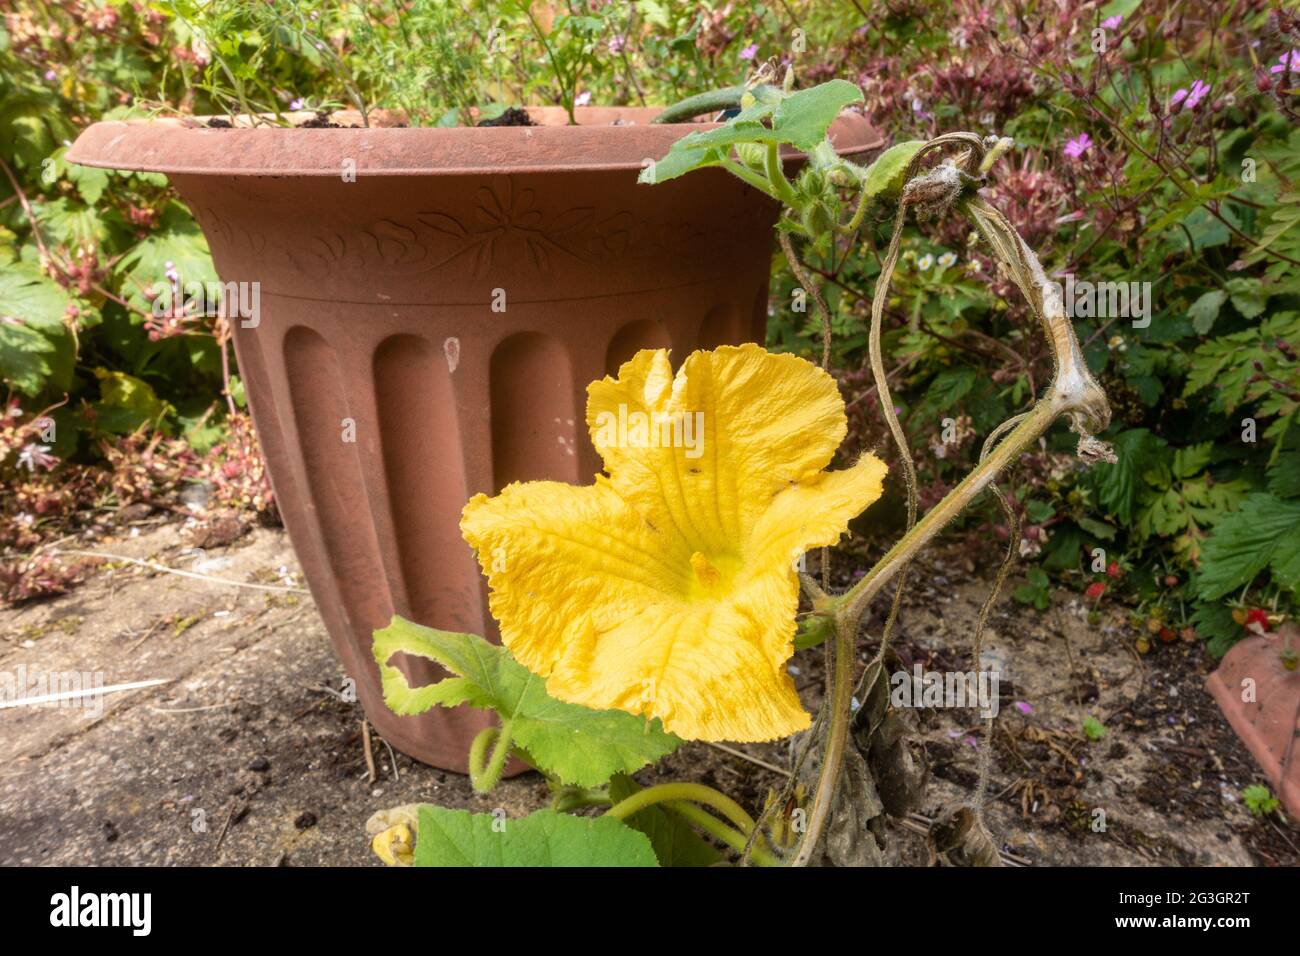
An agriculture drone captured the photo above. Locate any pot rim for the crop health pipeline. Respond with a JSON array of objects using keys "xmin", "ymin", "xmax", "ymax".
[{"xmin": 65, "ymin": 105, "xmax": 884, "ymax": 178}]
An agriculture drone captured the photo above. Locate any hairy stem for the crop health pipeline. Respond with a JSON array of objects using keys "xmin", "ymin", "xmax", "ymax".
[
  {"xmin": 789, "ymin": 613, "xmax": 857, "ymax": 866},
  {"xmin": 606, "ymin": 781, "xmax": 780, "ymax": 865},
  {"xmin": 650, "ymin": 85, "xmax": 745, "ymax": 124},
  {"xmin": 467, "ymin": 719, "xmax": 514, "ymax": 794},
  {"xmin": 606, "ymin": 781, "xmax": 756, "ymax": 830},
  {"xmin": 787, "ymin": 135, "xmax": 1111, "ymax": 866},
  {"xmin": 766, "ymin": 140, "xmax": 800, "ymax": 207},
  {"xmin": 665, "ymin": 800, "xmax": 781, "ymax": 866}
]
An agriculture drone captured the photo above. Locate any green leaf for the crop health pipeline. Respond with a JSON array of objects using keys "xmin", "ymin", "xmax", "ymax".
[
  {"xmin": 0, "ymin": 264, "xmax": 72, "ymax": 334},
  {"xmin": 0, "ymin": 264, "xmax": 72, "ymax": 395},
  {"xmin": 1082, "ymin": 716, "xmax": 1106, "ymax": 741},
  {"xmin": 92, "ymin": 368, "xmax": 171, "ymax": 434},
  {"xmin": 861, "ymin": 140, "xmax": 926, "ymax": 201},
  {"xmin": 413, "ymin": 806, "xmax": 658, "ymax": 867},
  {"xmin": 1188, "ymin": 289, "xmax": 1226, "ymax": 335},
  {"xmin": 36, "ymin": 198, "xmax": 114, "ymax": 248},
  {"xmin": 1226, "ymin": 278, "xmax": 1268, "ymax": 320},
  {"xmin": 67, "ymin": 163, "xmax": 110, "ymax": 205},
  {"xmin": 1077, "ymin": 516, "xmax": 1117, "ymax": 540},
  {"xmin": 0, "ymin": 322, "xmax": 57, "ymax": 396},
  {"xmin": 636, "ymin": 0, "xmax": 671, "ymax": 29},
  {"xmin": 1040, "ymin": 525, "xmax": 1085, "ymax": 572},
  {"xmin": 771, "ymin": 79, "xmax": 863, "ymax": 151},
  {"xmin": 1195, "ymin": 493, "xmax": 1300, "ymax": 600},
  {"xmin": 638, "ymin": 143, "xmax": 717, "ymax": 184},
  {"xmin": 114, "ymin": 201, "xmax": 216, "ymax": 311},
  {"xmin": 1194, "ymin": 601, "xmax": 1241, "ymax": 657},
  {"xmin": 372, "ymin": 617, "xmax": 680, "ymax": 787},
  {"xmin": 1267, "ymin": 450, "xmax": 1300, "ymax": 498},
  {"xmin": 672, "ymin": 121, "xmax": 774, "ymax": 151},
  {"xmin": 1087, "ymin": 429, "xmax": 1169, "ymax": 524},
  {"xmin": 1172, "ymin": 442, "xmax": 1213, "ymax": 479},
  {"xmin": 607, "ymin": 774, "xmax": 720, "ymax": 867},
  {"xmin": 1025, "ymin": 499, "xmax": 1055, "ymax": 523}
]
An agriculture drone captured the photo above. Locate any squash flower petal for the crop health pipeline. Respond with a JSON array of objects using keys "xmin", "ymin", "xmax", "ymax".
[{"xmin": 461, "ymin": 343, "xmax": 886, "ymax": 742}]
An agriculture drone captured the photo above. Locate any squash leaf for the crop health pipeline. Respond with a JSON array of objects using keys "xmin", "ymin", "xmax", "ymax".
[
  {"xmin": 372, "ymin": 617, "xmax": 680, "ymax": 787},
  {"xmin": 414, "ymin": 806, "xmax": 658, "ymax": 867}
]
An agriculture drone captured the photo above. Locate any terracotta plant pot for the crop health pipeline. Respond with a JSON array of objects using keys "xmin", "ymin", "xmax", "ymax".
[
  {"xmin": 1204, "ymin": 624, "xmax": 1300, "ymax": 818},
  {"xmin": 68, "ymin": 107, "xmax": 882, "ymax": 771}
]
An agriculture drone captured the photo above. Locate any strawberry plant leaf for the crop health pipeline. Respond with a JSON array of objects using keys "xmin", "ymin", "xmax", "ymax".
[
  {"xmin": 1194, "ymin": 493, "xmax": 1300, "ymax": 600},
  {"xmin": 372, "ymin": 617, "xmax": 680, "ymax": 787},
  {"xmin": 1087, "ymin": 428, "xmax": 1169, "ymax": 524}
]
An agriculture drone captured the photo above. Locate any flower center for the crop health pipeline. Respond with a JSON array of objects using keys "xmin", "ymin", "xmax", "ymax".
[
  {"xmin": 688, "ymin": 551, "xmax": 740, "ymax": 599},
  {"xmin": 689, "ymin": 552, "xmax": 720, "ymax": 588}
]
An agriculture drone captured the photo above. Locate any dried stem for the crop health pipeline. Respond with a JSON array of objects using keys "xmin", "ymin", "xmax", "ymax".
[{"xmin": 788, "ymin": 133, "xmax": 1113, "ymax": 867}]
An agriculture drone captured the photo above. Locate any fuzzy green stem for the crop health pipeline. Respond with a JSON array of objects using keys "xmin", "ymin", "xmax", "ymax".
[
  {"xmin": 765, "ymin": 140, "xmax": 800, "ymax": 207},
  {"xmin": 836, "ymin": 398, "xmax": 1058, "ymax": 626},
  {"xmin": 605, "ymin": 782, "xmax": 780, "ymax": 865},
  {"xmin": 840, "ymin": 185, "xmax": 872, "ymax": 234},
  {"xmin": 467, "ymin": 719, "xmax": 514, "ymax": 794},
  {"xmin": 665, "ymin": 800, "xmax": 781, "ymax": 866},
  {"xmin": 651, "ymin": 85, "xmax": 746, "ymax": 124},
  {"xmin": 606, "ymin": 782, "xmax": 755, "ymax": 829},
  {"xmin": 719, "ymin": 157, "xmax": 780, "ymax": 199},
  {"xmin": 550, "ymin": 785, "xmax": 613, "ymax": 813}
]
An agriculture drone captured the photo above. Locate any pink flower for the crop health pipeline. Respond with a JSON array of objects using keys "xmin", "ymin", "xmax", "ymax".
[
  {"xmin": 739, "ymin": 43, "xmax": 759, "ymax": 60},
  {"xmin": 1269, "ymin": 50, "xmax": 1300, "ymax": 75},
  {"xmin": 1185, "ymin": 79, "xmax": 1211, "ymax": 108},
  {"xmin": 1014, "ymin": 701, "xmax": 1034, "ymax": 715},
  {"xmin": 1171, "ymin": 79, "xmax": 1211, "ymax": 111},
  {"xmin": 1063, "ymin": 132, "xmax": 1092, "ymax": 158},
  {"xmin": 607, "ymin": 35, "xmax": 626, "ymax": 55},
  {"xmin": 1101, "ymin": 15, "xmax": 1123, "ymax": 29}
]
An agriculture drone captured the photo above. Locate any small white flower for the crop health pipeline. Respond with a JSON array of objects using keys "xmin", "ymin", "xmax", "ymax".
[
  {"xmin": 937, "ymin": 252, "xmax": 957, "ymax": 268},
  {"xmin": 917, "ymin": 253, "xmax": 934, "ymax": 270},
  {"xmin": 17, "ymin": 443, "xmax": 56, "ymax": 472}
]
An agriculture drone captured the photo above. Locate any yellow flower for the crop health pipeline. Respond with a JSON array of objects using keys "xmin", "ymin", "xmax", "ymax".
[{"xmin": 460, "ymin": 344, "xmax": 886, "ymax": 742}]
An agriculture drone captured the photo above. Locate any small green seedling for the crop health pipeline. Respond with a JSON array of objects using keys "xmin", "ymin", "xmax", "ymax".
[
  {"xmin": 1242, "ymin": 784, "xmax": 1281, "ymax": 818},
  {"xmin": 1082, "ymin": 715, "xmax": 1106, "ymax": 741}
]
